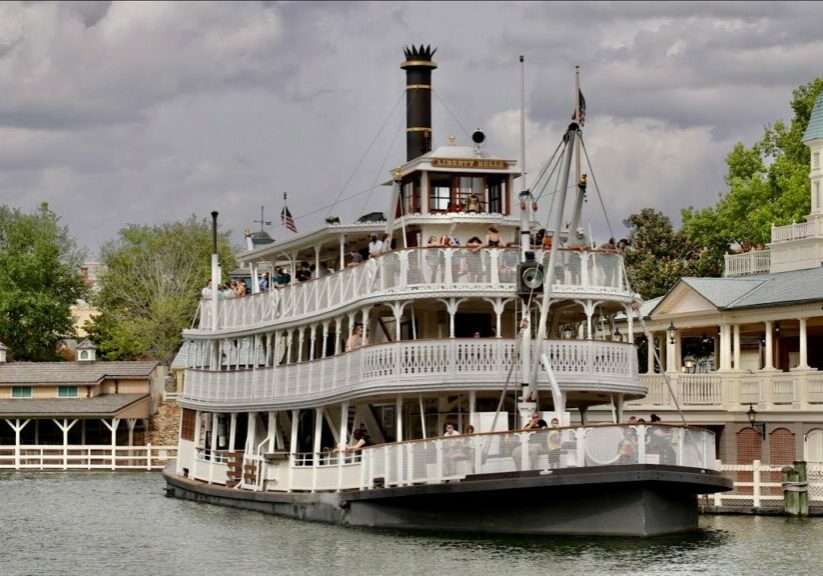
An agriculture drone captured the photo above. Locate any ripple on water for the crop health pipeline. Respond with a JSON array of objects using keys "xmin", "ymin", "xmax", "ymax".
[{"xmin": 1, "ymin": 472, "xmax": 821, "ymax": 576}]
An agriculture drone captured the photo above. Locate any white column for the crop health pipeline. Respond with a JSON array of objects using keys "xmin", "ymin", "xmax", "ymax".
[
  {"xmin": 675, "ymin": 330, "xmax": 683, "ymax": 372},
  {"xmin": 286, "ymin": 329, "xmax": 293, "ymax": 364},
  {"xmin": 339, "ymin": 403, "xmax": 349, "ymax": 450},
  {"xmin": 229, "ymin": 413, "xmax": 238, "ymax": 451},
  {"xmin": 647, "ymin": 334, "xmax": 655, "ymax": 373},
  {"xmin": 267, "ymin": 411, "xmax": 276, "ymax": 453},
  {"xmin": 720, "ymin": 324, "xmax": 732, "ymax": 371},
  {"xmin": 245, "ymin": 412, "xmax": 257, "ymax": 455},
  {"xmin": 290, "ymin": 409, "xmax": 299, "ymax": 454},
  {"xmin": 798, "ymin": 317, "xmax": 809, "ymax": 369},
  {"xmin": 469, "ymin": 390, "xmax": 476, "ymax": 429},
  {"xmin": 297, "ymin": 327, "xmax": 305, "ymax": 362},
  {"xmin": 339, "ymin": 234, "xmax": 346, "ymax": 271},
  {"xmin": 313, "ymin": 408, "xmax": 323, "ymax": 460},
  {"xmin": 334, "ymin": 318, "xmax": 342, "ymax": 355},
  {"xmin": 127, "ymin": 419, "xmax": 136, "ymax": 446},
  {"xmin": 362, "ymin": 307, "xmax": 372, "ymax": 343},
  {"xmin": 666, "ymin": 331, "xmax": 676, "ymax": 373},
  {"xmin": 395, "ymin": 396, "xmax": 403, "ymax": 442},
  {"xmin": 733, "ymin": 324, "xmax": 741, "ymax": 371},
  {"xmin": 763, "ymin": 321, "xmax": 774, "ymax": 370},
  {"xmin": 309, "ymin": 325, "xmax": 317, "ymax": 360}
]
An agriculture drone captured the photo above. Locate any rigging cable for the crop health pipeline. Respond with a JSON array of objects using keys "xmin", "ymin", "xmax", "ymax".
[
  {"xmin": 324, "ymin": 89, "xmax": 406, "ymax": 219},
  {"xmin": 579, "ymin": 135, "xmax": 616, "ymax": 242}
]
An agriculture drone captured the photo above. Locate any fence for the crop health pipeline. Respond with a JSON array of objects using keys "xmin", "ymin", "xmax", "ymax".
[
  {"xmin": 0, "ymin": 444, "xmax": 177, "ymax": 471},
  {"xmin": 711, "ymin": 460, "xmax": 823, "ymax": 507}
]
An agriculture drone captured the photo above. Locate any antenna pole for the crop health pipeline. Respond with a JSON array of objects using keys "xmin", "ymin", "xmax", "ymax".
[{"xmin": 570, "ymin": 66, "xmax": 586, "ymax": 243}]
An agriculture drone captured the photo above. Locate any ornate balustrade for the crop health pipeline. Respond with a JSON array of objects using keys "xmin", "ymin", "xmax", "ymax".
[
  {"xmin": 771, "ymin": 221, "xmax": 814, "ymax": 243},
  {"xmin": 723, "ymin": 250, "xmax": 771, "ymax": 277},
  {"xmin": 194, "ymin": 248, "xmax": 632, "ymax": 333},
  {"xmin": 632, "ymin": 371, "xmax": 823, "ymax": 410},
  {"xmin": 181, "ymin": 338, "xmax": 641, "ymax": 410}
]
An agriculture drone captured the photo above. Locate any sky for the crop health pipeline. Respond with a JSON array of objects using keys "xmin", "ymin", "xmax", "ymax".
[{"xmin": 0, "ymin": 1, "xmax": 821, "ymax": 258}]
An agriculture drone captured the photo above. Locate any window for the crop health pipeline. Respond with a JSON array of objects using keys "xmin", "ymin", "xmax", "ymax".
[
  {"xmin": 400, "ymin": 178, "xmax": 420, "ymax": 215},
  {"xmin": 814, "ymin": 152, "xmax": 820, "ymax": 170},
  {"xmin": 12, "ymin": 387, "xmax": 32, "ymax": 399},
  {"xmin": 181, "ymin": 409, "xmax": 196, "ymax": 441},
  {"xmin": 815, "ymin": 180, "xmax": 820, "ymax": 211},
  {"xmin": 429, "ymin": 174, "xmax": 452, "ymax": 212},
  {"xmin": 58, "ymin": 386, "xmax": 79, "ymax": 398},
  {"xmin": 456, "ymin": 176, "xmax": 484, "ymax": 210},
  {"xmin": 487, "ymin": 176, "xmax": 506, "ymax": 214},
  {"xmin": 79, "ymin": 351, "xmax": 88, "ymax": 360}
]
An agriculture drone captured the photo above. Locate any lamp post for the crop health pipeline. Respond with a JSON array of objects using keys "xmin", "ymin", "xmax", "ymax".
[
  {"xmin": 667, "ymin": 322, "xmax": 677, "ymax": 345},
  {"xmin": 746, "ymin": 404, "xmax": 766, "ymax": 439},
  {"xmin": 612, "ymin": 327, "xmax": 624, "ymax": 343},
  {"xmin": 562, "ymin": 325, "xmax": 575, "ymax": 340},
  {"xmin": 684, "ymin": 355, "xmax": 696, "ymax": 373}
]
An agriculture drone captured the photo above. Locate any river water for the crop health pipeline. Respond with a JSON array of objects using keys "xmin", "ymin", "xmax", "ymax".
[{"xmin": 1, "ymin": 471, "xmax": 821, "ymax": 576}]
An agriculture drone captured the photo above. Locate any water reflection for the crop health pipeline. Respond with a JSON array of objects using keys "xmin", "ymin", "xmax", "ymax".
[{"xmin": 1, "ymin": 472, "xmax": 821, "ymax": 576}]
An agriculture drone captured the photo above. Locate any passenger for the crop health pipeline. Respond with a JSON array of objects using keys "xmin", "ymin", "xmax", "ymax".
[
  {"xmin": 345, "ymin": 324, "xmax": 366, "ymax": 351},
  {"xmin": 426, "ymin": 235, "xmax": 442, "ymax": 283},
  {"xmin": 380, "ymin": 232, "xmax": 392, "ymax": 254},
  {"xmin": 346, "ymin": 251, "xmax": 364, "ymax": 269},
  {"xmin": 465, "ymin": 424, "xmax": 475, "ymax": 434},
  {"xmin": 368, "ymin": 234, "xmax": 384, "ymax": 258},
  {"xmin": 443, "ymin": 422, "xmax": 460, "ymax": 436},
  {"xmin": 598, "ymin": 237, "xmax": 617, "ymax": 251},
  {"xmin": 485, "ymin": 226, "xmax": 501, "ymax": 248},
  {"xmin": 233, "ymin": 280, "xmax": 245, "ymax": 298},
  {"xmin": 201, "ymin": 280, "xmax": 213, "ymax": 300},
  {"xmin": 617, "ymin": 426, "xmax": 636, "ymax": 464},
  {"xmin": 273, "ymin": 267, "xmax": 290, "ymax": 287},
  {"xmin": 465, "ymin": 236, "xmax": 483, "ymax": 282},
  {"xmin": 523, "ymin": 411, "xmax": 548, "ymax": 430},
  {"xmin": 334, "ymin": 427, "xmax": 370, "ymax": 456},
  {"xmin": 258, "ymin": 272, "xmax": 270, "ymax": 292}
]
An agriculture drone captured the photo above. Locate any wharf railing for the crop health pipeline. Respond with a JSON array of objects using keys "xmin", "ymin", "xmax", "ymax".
[
  {"xmin": 182, "ymin": 338, "xmax": 640, "ymax": 407},
  {"xmin": 195, "ymin": 247, "xmax": 632, "ymax": 332},
  {"xmin": 632, "ymin": 372, "xmax": 823, "ymax": 411},
  {"xmin": 0, "ymin": 444, "xmax": 177, "ymax": 471},
  {"xmin": 710, "ymin": 460, "xmax": 823, "ymax": 507}
]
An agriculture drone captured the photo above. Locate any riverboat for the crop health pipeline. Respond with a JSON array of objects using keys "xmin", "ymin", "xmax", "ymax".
[{"xmin": 164, "ymin": 45, "xmax": 731, "ymax": 536}]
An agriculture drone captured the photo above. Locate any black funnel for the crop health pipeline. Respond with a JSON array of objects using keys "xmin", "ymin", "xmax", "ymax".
[{"xmin": 401, "ymin": 45, "xmax": 437, "ymax": 161}]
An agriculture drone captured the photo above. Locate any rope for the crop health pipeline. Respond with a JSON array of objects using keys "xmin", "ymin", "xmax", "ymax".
[
  {"xmin": 432, "ymin": 89, "xmax": 473, "ymax": 140},
  {"xmin": 324, "ymin": 90, "xmax": 406, "ymax": 219},
  {"xmin": 579, "ymin": 135, "xmax": 616, "ymax": 242},
  {"xmin": 620, "ymin": 256, "xmax": 688, "ymax": 426}
]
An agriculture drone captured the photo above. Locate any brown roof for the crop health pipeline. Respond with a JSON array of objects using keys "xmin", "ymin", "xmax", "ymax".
[
  {"xmin": 0, "ymin": 361, "xmax": 159, "ymax": 385},
  {"xmin": 0, "ymin": 394, "xmax": 148, "ymax": 418}
]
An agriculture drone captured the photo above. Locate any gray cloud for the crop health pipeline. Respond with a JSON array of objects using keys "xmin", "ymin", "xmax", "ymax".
[{"xmin": 0, "ymin": 1, "xmax": 820, "ymax": 256}]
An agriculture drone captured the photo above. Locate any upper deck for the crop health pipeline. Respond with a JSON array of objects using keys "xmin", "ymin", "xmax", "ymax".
[{"xmin": 190, "ymin": 246, "xmax": 635, "ymax": 336}]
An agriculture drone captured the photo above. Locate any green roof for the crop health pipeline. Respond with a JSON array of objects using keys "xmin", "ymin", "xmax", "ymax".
[{"xmin": 803, "ymin": 93, "xmax": 823, "ymax": 142}]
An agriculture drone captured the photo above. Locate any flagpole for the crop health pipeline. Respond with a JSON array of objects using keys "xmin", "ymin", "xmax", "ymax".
[{"xmin": 574, "ymin": 65, "xmax": 581, "ymax": 189}]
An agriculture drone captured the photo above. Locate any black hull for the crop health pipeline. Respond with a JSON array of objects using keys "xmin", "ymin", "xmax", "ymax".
[{"xmin": 163, "ymin": 462, "xmax": 731, "ymax": 537}]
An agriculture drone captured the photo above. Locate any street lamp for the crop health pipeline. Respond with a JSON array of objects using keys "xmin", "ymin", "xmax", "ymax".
[
  {"xmin": 612, "ymin": 327, "xmax": 624, "ymax": 342},
  {"xmin": 667, "ymin": 322, "xmax": 677, "ymax": 345},
  {"xmin": 684, "ymin": 355, "xmax": 696, "ymax": 373},
  {"xmin": 746, "ymin": 404, "xmax": 766, "ymax": 439},
  {"xmin": 562, "ymin": 325, "xmax": 575, "ymax": 340}
]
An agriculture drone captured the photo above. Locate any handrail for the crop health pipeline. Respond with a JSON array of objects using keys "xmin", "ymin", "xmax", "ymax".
[{"xmin": 193, "ymin": 247, "xmax": 632, "ymax": 332}]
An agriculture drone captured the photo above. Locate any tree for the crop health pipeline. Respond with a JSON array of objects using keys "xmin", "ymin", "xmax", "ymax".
[
  {"xmin": 86, "ymin": 216, "xmax": 237, "ymax": 366},
  {"xmin": 681, "ymin": 77, "xmax": 823, "ymax": 267},
  {"xmin": 0, "ymin": 203, "xmax": 87, "ymax": 360},
  {"xmin": 622, "ymin": 208, "xmax": 704, "ymax": 300}
]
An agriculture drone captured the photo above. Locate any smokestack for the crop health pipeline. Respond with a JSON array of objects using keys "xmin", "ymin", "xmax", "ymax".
[{"xmin": 401, "ymin": 45, "xmax": 437, "ymax": 161}]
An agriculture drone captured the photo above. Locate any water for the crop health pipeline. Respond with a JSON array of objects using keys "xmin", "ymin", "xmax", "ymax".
[{"xmin": 1, "ymin": 472, "xmax": 821, "ymax": 576}]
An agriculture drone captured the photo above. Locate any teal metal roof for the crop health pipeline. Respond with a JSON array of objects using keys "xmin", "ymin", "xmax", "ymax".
[{"xmin": 803, "ymin": 93, "xmax": 823, "ymax": 142}]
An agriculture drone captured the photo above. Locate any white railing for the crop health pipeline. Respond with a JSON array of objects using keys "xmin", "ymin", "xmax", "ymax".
[
  {"xmin": 771, "ymin": 221, "xmax": 814, "ymax": 243},
  {"xmin": 711, "ymin": 460, "xmax": 823, "ymax": 507},
  {"xmin": 182, "ymin": 339, "xmax": 640, "ymax": 408},
  {"xmin": 723, "ymin": 250, "xmax": 771, "ymax": 277},
  {"xmin": 633, "ymin": 371, "xmax": 823, "ymax": 410},
  {"xmin": 0, "ymin": 444, "xmax": 177, "ymax": 470},
  {"xmin": 237, "ymin": 424, "xmax": 714, "ymax": 493},
  {"xmin": 195, "ymin": 248, "xmax": 631, "ymax": 332}
]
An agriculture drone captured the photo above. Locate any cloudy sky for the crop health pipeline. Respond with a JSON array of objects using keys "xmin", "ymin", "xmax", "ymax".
[{"xmin": 1, "ymin": 1, "xmax": 821, "ymax": 257}]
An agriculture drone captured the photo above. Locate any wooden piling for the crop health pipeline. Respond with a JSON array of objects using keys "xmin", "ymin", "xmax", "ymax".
[{"xmin": 795, "ymin": 460, "xmax": 809, "ymax": 517}]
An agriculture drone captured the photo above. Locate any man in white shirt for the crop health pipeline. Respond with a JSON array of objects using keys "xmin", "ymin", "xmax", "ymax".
[
  {"xmin": 368, "ymin": 234, "xmax": 384, "ymax": 258},
  {"xmin": 201, "ymin": 280, "xmax": 213, "ymax": 300}
]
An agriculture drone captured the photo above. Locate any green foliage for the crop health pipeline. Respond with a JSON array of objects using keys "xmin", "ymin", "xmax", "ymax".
[
  {"xmin": 681, "ymin": 77, "xmax": 823, "ymax": 264},
  {"xmin": 85, "ymin": 216, "xmax": 236, "ymax": 366},
  {"xmin": 0, "ymin": 203, "xmax": 87, "ymax": 360},
  {"xmin": 622, "ymin": 208, "xmax": 712, "ymax": 300}
]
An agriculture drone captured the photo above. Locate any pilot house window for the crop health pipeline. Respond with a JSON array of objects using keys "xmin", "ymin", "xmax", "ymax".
[
  {"xmin": 427, "ymin": 174, "xmax": 508, "ymax": 214},
  {"xmin": 429, "ymin": 175, "xmax": 451, "ymax": 212}
]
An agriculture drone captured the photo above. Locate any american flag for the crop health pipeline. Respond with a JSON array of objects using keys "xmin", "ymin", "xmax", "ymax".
[
  {"xmin": 572, "ymin": 89, "xmax": 586, "ymax": 126},
  {"xmin": 281, "ymin": 205, "xmax": 297, "ymax": 233}
]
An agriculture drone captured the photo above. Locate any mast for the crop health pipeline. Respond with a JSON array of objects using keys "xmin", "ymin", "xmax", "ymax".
[
  {"xmin": 519, "ymin": 55, "xmax": 531, "ymax": 260},
  {"xmin": 569, "ymin": 66, "xmax": 587, "ymax": 242}
]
